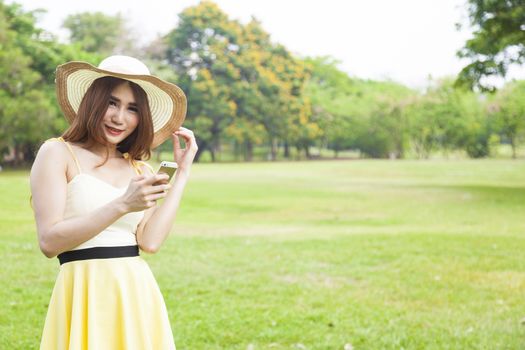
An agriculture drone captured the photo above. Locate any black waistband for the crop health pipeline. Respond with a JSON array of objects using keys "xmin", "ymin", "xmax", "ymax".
[{"xmin": 58, "ymin": 245, "xmax": 139, "ymax": 265}]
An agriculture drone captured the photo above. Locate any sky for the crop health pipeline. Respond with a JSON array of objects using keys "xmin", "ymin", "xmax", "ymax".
[{"xmin": 8, "ymin": 0, "xmax": 525, "ymax": 89}]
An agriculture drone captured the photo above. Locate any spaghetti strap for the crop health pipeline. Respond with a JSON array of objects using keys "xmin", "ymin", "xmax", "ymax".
[
  {"xmin": 48, "ymin": 137, "xmax": 82, "ymax": 173},
  {"xmin": 61, "ymin": 138, "xmax": 82, "ymax": 173},
  {"xmin": 123, "ymin": 153, "xmax": 145, "ymax": 175},
  {"xmin": 137, "ymin": 160, "xmax": 155, "ymax": 175},
  {"xmin": 122, "ymin": 153, "xmax": 155, "ymax": 176}
]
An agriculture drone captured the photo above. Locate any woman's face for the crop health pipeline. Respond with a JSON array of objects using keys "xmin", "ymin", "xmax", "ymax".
[{"xmin": 102, "ymin": 82, "xmax": 140, "ymax": 145}]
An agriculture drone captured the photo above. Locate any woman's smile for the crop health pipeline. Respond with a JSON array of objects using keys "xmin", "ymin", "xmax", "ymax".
[{"xmin": 104, "ymin": 124, "xmax": 125, "ymax": 136}]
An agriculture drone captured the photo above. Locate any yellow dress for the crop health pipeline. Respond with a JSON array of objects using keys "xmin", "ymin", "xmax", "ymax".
[{"xmin": 40, "ymin": 138, "xmax": 175, "ymax": 350}]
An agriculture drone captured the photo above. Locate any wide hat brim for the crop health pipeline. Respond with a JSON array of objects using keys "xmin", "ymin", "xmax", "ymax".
[{"xmin": 55, "ymin": 61, "xmax": 187, "ymax": 149}]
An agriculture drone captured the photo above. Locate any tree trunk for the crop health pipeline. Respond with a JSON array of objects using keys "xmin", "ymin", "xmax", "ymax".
[
  {"xmin": 211, "ymin": 140, "xmax": 221, "ymax": 162},
  {"xmin": 192, "ymin": 136, "xmax": 209, "ymax": 163},
  {"xmin": 397, "ymin": 139, "xmax": 405, "ymax": 159},
  {"xmin": 193, "ymin": 148, "xmax": 203, "ymax": 162},
  {"xmin": 304, "ymin": 145, "xmax": 310, "ymax": 159},
  {"xmin": 295, "ymin": 146, "xmax": 302, "ymax": 160},
  {"xmin": 13, "ymin": 143, "xmax": 23, "ymax": 166},
  {"xmin": 510, "ymin": 137, "xmax": 517, "ymax": 159},
  {"xmin": 244, "ymin": 141, "xmax": 253, "ymax": 161},
  {"xmin": 270, "ymin": 137, "xmax": 278, "ymax": 161},
  {"xmin": 233, "ymin": 140, "xmax": 240, "ymax": 161},
  {"xmin": 23, "ymin": 143, "xmax": 34, "ymax": 164},
  {"xmin": 414, "ymin": 142, "xmax": 423, "ymax": 159},
  {"xmin": 284, "ymin": 141, "xmax": 290, "ymax": 158}
]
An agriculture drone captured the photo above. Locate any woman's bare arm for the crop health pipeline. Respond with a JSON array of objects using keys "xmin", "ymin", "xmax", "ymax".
[
  {"xmin": 135, "ymin": 167, "xmax": 190, "ymax": 253},
  {"xmin": 135, "ymin": 128, "xmax": 197, "ymax": 253}
]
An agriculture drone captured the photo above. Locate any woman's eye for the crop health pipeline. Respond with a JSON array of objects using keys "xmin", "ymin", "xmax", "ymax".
[
  {"xmin": 128, "ymin": 106, "xmax": 138, "ymax": 113},
  {"xmin": 109, "ymin": 100, "xmax": 117, "ymax": 107}
]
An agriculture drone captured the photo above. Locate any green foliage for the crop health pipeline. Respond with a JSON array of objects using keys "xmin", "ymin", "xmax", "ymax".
[
  {"xmin": 164, "ymin": 1, "xmax": 315, "ymax": 161},
  {"xmin": 305, "ymin": 56, "xmax": 414, "ymax": 158},
  {"xmin": 304, "ymin": 57, "xmax": 354, "ymax": 154},
  {"xmin": 62, "ymin": 12, "xmax": 135, "ymax": 56},
  {"xmin": 0, "ymin": 1, "xmax": 99, "ymax": 165},
  {"xmin": 456, "ymin": 0, "xmax": 525, "ymax": 91},
  {"xmin": 0, "ymin": 2, "xmax": 59, "ymax": 164},
  {"xmin": 402, "ymin": 78, "xmax": 491, "ymax": 158},
  {"xmin": 1, "ymin": 0, "xmax": 524, "ymax": 164},
  {"xmin": 488, "ymin": 80, "xmax": 525, "ymax": 158},
  {"xmin": 458, "ymin": 89, "xmax": 491, "ymax": 158},
  {"xmin": 164, "ymin": 1, "xmax": 247, "ymax": 160}
]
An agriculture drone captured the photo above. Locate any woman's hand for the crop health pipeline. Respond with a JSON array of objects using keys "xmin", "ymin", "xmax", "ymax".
[
  {"xmin": 119, "ymin": 174, "xmax": 171, "ymax": 212},
  {"xmin": 172, "ymin": 127, "xmax": 198, "ymax": 174}
]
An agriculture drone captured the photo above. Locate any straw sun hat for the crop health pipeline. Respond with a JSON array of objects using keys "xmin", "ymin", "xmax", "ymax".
[{"xmin": 55, "ymin": 55, "xmax": 187, "ymax": 149}]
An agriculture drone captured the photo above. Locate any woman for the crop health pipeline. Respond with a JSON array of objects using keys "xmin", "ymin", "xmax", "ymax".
[{"xmin": 30, "ymin": 55, "xmax": 197, "ymax": 349}]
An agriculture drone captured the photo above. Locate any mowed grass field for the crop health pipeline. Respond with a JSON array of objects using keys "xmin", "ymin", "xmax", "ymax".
[{"xmin": 1, "ymin": 159, "xmax": 524, "ymax": 349}]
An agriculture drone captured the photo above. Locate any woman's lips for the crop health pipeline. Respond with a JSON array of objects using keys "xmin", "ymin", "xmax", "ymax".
[{"xmin": 105, "ymin": 125, "xmax": 124, "ymax": 136}]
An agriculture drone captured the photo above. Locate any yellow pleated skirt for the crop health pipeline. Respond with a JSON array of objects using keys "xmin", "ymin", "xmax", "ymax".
[{"xmin": 40, "ymin": 256, "xmax": 175, "ymax": 350}]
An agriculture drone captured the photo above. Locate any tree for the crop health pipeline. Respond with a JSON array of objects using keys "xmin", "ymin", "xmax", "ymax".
[
  {"xmin": 0, "ymin": 2, "xmax": 57, "ymax": 164},
  {"xmin": 63, "ymin": 12, "xmax": 136, "ymax": 56},
  {"xmin": 305, "ymin": 57, "xmax": 414, "ymax": 158},
  {"xmin": 0, "ymin": 1, "xmax": 99, "ymax": 165},
  {"xmin": 165, "ymin": 1, "xmax": 315, "ymax": 161},
  {"xmin": 405, "ymin": 78, "xmax": 491, "ymax": 159},
  {"xmin": 240, "ymin": 19, "xmax": 315, "ymax": 160},
  {"xmin": 165, "ymin": 1, "xmax": 242, "ymax": 161},
  {"xmin": 456, "ymin": 0, "xmax": 525, "ymax": 91},
  {"xmin": 489, "ymin": 80, "xmax": 525, "ymax": 158}
]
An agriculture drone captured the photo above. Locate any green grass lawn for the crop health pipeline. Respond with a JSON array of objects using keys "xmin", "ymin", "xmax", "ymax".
[{"xmin": 1, "ymin": 159, "xmax": 524, "ymax": 349}]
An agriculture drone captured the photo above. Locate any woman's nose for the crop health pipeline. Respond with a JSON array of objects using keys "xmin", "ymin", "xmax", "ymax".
[{"xmin": 111, "ymin": 107, "xmax": 125, "ymax": 124}]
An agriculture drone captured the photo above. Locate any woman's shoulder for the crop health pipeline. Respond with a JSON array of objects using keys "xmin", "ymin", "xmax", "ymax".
[
  {"xmin": 38, "ymin": 137, "xmax": 68, "ymax": 155},
  {"xmin": 31, "ymin": 138, "xmax": 69, "ymax": 179},
  {"xmin": 34, "ymin": 138, "xmax": 71, "ymax": 166}
]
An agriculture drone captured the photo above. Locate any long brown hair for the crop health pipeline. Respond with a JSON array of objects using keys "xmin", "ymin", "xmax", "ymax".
[{"xmin": 62, "ymin": 76, "xmax": 154, "ymax": 164}]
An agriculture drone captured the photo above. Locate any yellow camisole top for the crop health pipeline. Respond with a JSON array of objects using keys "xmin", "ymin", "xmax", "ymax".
[{"xmin": 48, "ymin": 137, "xmax": 153, "ymax": 250}]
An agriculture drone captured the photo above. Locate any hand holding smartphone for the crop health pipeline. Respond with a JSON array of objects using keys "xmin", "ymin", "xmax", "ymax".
[{"xmin": 156, "ymin": 161, "xmax": 178, "ymax": 184}]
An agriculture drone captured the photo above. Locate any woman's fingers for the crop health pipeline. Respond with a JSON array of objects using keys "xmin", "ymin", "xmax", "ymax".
[
  {"xmin": 139, "ymin": 174, "xmax": 169, "ymax": 186},
  {"xmin": 174, "ymin": 131, "xmax": 197, "ymax": 153},
  {"xmin": 174, "ymin": 128, "xmax": 194, "ymax": 142},
  {"xmin": 145, "ymin": 192, "xmax": 167, "ymax": 202},
  {"xmin": 172, "ymin": 132, "xmax": 182, "ymax": 153},
  {"xmin": 171, "ymin": 127, "xmax": 198, "ymax": 171},
  {"xmin": 144, "ymin": 183, "xmax": 171, "ymax": 195}
]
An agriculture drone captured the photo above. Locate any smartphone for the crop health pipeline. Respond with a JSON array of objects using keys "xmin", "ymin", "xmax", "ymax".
[{"xmin": 157, "ymin": 161, "xmax": 178, "ymax": 183}]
